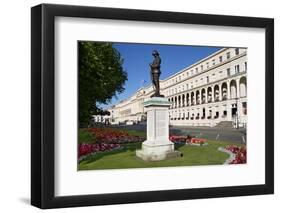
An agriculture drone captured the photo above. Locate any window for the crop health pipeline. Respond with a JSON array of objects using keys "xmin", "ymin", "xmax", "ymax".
[
  {"xmin": 206, "ymin": 62, "xmax": 209, "ymax": 68},
  {"xmin": 179, "ymin": 76, "xmax": 181, "ymax": 81},
  {"xmin": 186, "ymin": 72, "xmax": 189, "ymax": 77},
  {"xmin": 227, "ymin": 68, "xmax": 231, "ymax": 76},
  {"xmin": 191, "ymin": 70, "xmax": 193, "ymax": 75},
  {"xmin": 227, "ymin": 52, "xmax": 231, "ymax": 59},
  {"xmin": 235, "ymin": 48, "xmax": 239, "ymax": 55},
  {"xmin": 201, "ymin": 65, "xmax": 204, "ymax": 71},
  {"xmin": 195, "ymin": 68, "xmax": 198, "ymax": 73},
  {"xmin": 212, "ymin": 59, "xmax": 216, "ymax": 65},
  {"xmin": 219, "ymin": 56, "xmax": 223, "ymax": 62},
  {"xmin": 186, "ymin": 84, "xmax": 188, "ymax": 90},
  {"xmin": 206, "ymin": 76, "xmax": 209, "ymax": 83},
  {"xmin": 235, "ymin": 65, "xmax": 240, "ymax": 74},
  {"xmin": 245, "ymin": 62, "xmax": 247, "ymax": 71}
]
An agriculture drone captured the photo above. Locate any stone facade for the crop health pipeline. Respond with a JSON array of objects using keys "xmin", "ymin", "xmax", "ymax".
[{"xmin": 104, "ymin": 47, "xmax": 247, "ymax": 128}]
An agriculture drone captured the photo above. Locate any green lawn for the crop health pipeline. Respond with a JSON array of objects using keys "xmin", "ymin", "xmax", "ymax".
[{"xmin": 79, "ymin": 140, "xmax": 240, "ymax": 170}]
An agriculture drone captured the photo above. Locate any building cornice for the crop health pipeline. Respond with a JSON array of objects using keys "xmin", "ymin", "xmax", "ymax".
[{"xmin": 163, "ymin": 51, "xmax": 247, "ymax": 90}]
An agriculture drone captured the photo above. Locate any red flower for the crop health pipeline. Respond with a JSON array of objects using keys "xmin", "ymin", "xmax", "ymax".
[
  {"xmin": 79, "ymin": 143, "xmax": 121, "ymax": 158},
  {"xmin": 86, "ymin": 128, "xmax": 145, "ymax": 144},
  {"xmin": 225, "ymin": 145, "xmax": 247, "ymax": 164}
]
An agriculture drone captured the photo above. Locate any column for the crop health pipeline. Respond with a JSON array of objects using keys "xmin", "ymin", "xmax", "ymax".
[
  {"xmin": 219, "ymin": 84, "xmax": 222, "ymax": 101},
  {"xmin": 199, "ymin": 90, "xmax": 201, "ymax": 105},
  {"xmin": 236, "ymin": 79, "xmax": 240, "ymax": 98},
  {"xmin": 212, "ymin": 86, "xmax": 215, "ymax": 103},
  {"xmin": 206, "ymin": 87, "xmax": 208, "ymax": 103},
  {"xmin": 227, "ymin": 81, "xmax": 231, "ymax": 100}
]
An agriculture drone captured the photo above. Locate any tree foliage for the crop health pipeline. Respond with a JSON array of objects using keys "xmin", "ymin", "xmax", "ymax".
[{"xmin": 79, "ymin": 41, "xmax": 127, "ymax": 126}]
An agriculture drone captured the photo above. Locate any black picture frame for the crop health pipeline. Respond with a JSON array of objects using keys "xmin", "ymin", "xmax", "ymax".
[{"xmin": 31, "ymin": 3, "xmax": 274, "ymax": 209}]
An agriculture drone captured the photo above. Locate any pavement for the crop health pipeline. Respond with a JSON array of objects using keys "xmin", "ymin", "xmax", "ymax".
[{"xmin": 113, "ymin": 123, "xmax": 246, "ymax": 144}]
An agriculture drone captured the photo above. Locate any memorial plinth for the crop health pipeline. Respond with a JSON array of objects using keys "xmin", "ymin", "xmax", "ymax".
[{"xmin": 136, "ymin": 97, "xmax": 181, "ymax": 161}]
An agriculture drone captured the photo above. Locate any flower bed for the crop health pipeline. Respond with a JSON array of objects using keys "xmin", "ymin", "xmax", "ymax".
[
  {"xmin": 169, "ymin": 135, "xmax": 188, "ymax": 144},
  {"xmin": 169, "ymin": 135, "xmax": 207, "ymax": 146},
  {"xmin": 79, "ymin": 143, "xmax": 122, "ymax": 160},
  {"xmin": 87, "ymin": 128, "xmax": 145, "ymax": 144},
  {"xmin": 188, "ymin": 138, "xmax": 207, "ymax": 146},
  {"xmin": 225, "ymin": 145, "xmax": 247, "ymax": 164}
]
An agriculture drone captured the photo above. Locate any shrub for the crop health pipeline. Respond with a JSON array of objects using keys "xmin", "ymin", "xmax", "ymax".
[{"xmin": 79, "ymin": 129, "xmax": 96, "ymax": 144}]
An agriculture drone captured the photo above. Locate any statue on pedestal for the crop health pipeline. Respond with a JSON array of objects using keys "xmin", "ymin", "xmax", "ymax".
[
  {"xmin": 150, "ymin": 50, "xmax": 164, "ymax": 97},
  {"xmin": 136, "ymin": 50, "xmax": 181, "ymax": 162}
]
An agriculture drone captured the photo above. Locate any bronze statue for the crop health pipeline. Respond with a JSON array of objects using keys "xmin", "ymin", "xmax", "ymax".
[{"xmin": 150, "ymin": 50, "xmax": 164, "ymax": 97}]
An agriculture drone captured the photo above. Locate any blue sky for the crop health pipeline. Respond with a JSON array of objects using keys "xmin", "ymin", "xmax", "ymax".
[{"xmin": 101, "ymin": 43, "xmax": 221, "ymax": 109}]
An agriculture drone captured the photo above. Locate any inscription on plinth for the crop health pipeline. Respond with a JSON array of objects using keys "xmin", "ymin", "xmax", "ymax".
[
  {"xmin": 147, "ymin": 110, "xmax": 154, "ymax": 141},
  {"xmin": 155, "ymin": 110, "xmax": 168, "ymax": 139}
]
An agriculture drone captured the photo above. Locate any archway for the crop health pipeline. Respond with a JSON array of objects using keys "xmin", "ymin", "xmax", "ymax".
[
  {"xmin": 186, "ymin": 93, "xmax": 190, "ymax": 106},
  {"xmin": 196, "ymin": 90, "xmax": 200, "ymax": 105},
  {"xmin": 230, "ymin": 80, "xmax": 237, "ymax": 99},
  {"xmin": 214, "ymin": 85, "xmax": 219, "ymax": 102},
  {"xmin": 201, "ymin": 88, "xmax": 206, "ymax": 104},
  {"xmin": 221, "ymin": 82, "xmax": 228, "ymax": 100},
  {"xmin": 207, "ymin": 87, "xmax": 212, "ymax": 102},
  {"xmin": 239, "ymin": 77, "xmax": 247, "ymax": 97},
  {"xmin": 191, "ymin": 92, "xmax": 195, "ymax": 105}
]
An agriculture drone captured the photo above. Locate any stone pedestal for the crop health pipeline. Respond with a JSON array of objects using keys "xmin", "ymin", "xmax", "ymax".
[{"xmin": 136, "ymin": 97, "xmax": 181, "ymax": 161}]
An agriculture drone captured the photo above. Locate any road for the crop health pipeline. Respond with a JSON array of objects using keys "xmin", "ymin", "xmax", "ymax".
[{"xmin": 113, "ymin": 123, "xmax": 246, "ymax": 144}]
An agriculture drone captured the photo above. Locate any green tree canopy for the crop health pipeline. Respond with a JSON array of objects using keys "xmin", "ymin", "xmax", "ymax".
[{"xmin": 79, "ymin": 41, "xmax": 127, "ymax": 126}]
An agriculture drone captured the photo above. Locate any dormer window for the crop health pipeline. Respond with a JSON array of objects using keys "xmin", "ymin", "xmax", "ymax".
[
  {"xmin": 227, "ymin": 52, "xmax": 231, "ymax": 59},
  {"xmin": 235, "ymin": 48, "xmax": 239, "ymax": 55}
]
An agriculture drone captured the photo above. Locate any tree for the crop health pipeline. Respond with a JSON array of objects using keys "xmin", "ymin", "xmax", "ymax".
[{"xmin": 79, "ymin": 41, "xmax": 127, "ymax": 126}]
